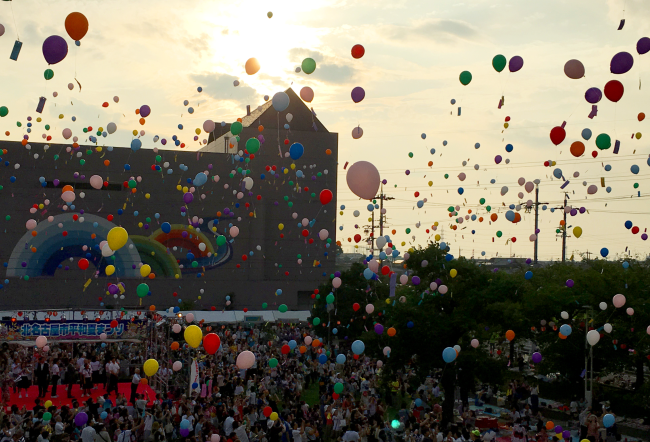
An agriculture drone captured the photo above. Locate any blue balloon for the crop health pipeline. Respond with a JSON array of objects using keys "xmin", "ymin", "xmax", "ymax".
[
  {"xmin": 161, "ymin": 222, "xmax": 172, "ymax": 233},
  {"xmin": 193, "ymin": 172, "xmax": 208, "ymax": 186},
  {"xmin": 407, "ymin": 321, "xmax": 414, "ymax": 328},
  {"xmin": 180, "ymin": 419, "xmax": 190, "ymax": 429},
  {"xmin": 625, "ymin": 220, "xmax": 633, "ymax": 229},
  {"xmin": 622, "ymin": 261, "xmax": 629, "ymax": 269},
  {"xmin": 289, "ymin": 143, "xmax": 304, "ymax": 160},
  {"xmin": 288, "ymin": 340, "xmax": 297, "ymax": 349},
  {"xmin": 560, "ymin": 324, "xmax": 572, "ymax": 336},
  {"xmin": 392, "ymin": 250, "xmax": 399, "ymax": 258},
  {"xmin": 604, "ymin": 164, "xmax": 612, "ymax": 172},
  {"xmin": 367, "ymin": 204, "xmax": 374, "ymax": 211},
  {"xmin": 525, "ymin": 271, "xmax": 533, "ymax": 280},
  {"xmin": 332, "ymin": 328, "xmax": 338, "ymax": 334},
  {"xmin": 414, "ymin": 398, "xmax": 422, "ymax": 407},
  {"xmin": 631, "ymin": 164, "xmax": 640, "ymax": 174},
  {"xmin": 505, "ymin": 144, "xmax": 513, "ymax": 152},
  {"xmin": 603, "ymin": 414, "xmax": 615, "ymax": 428},
  {"xmin": 130, "ymin": 139, "xmax": 142, "ymax": 152},
  {"xmin": 553, "ymin": 168, "xmax": 563, "ymax": 179},
  {"xmin": 582, "ymin": 128, "xmax": 592, "ymax": 140},
  {"xmin": 601, "ymin": 247, "xmax": 609, "ymax": 257},
  {"xmin": 336, "ymin": 354, "xmax": 346, "ymax": 364},
  {"xmin": 458, "ymin": 187, "xmax": 464, "ymax": 195},
  {"xmin": 606, "ymin": 186, "xmax": 612, "ymax": 193},
  {"xmin": 440, "ymin": 242, "xmax": 447, "ymax": 250},
  {"xmin": 430, "ymin": 148, "xmax": 436, "ymax": 154},
  {"xmin": 445, "ymin": 254, "xmax": 453, "ymax": 262},
  {"xmin": 351, "ymin": 340, "xmax": 365, "ymax": 355},
  {"xmin": 379, "ymin": 252, "xmax": 387, "ymax": 259},
  {"xmin": 505, "ymin": 210, "xmax": 516, "ymax": 222},
  {"xmin": 363, "ymin": 268, "xmax": 374, "ymax": 280},
  {"xmin": 318, "ymin": 354, "xmax": 327, "ymax": 364},
  {"xmin": 100, "ymin": 411, "xmax": 107, "ymax": 419},
  {"xmin": 442, "ymin": 347, "xmax": 457, "ymax": 363}
]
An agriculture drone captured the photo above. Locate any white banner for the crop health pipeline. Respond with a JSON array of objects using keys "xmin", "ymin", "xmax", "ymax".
[{"xmin": 190, "ymin": 359, "xmax": 200, "ymax": 395}]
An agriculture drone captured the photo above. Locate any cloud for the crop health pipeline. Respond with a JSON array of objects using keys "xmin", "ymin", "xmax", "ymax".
[
  {"xmin": 288, "ymin": 48, "xmax": 325, "ymax": 63},
  {"xmin": 288, "ymin": 48, "xmax": 356, "ymax": 84},
  {"xmin": 378, "ymin": 18, "xmax": 480, "ymax": 45},
  {"xmin": 190, "ymin": 72, "xmax": 259, "ymax": 103}
]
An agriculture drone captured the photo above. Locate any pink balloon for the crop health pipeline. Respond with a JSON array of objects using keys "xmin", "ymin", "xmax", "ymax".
[
  {"xmin": 612, "ymin": 294, "xmax": 626, "ymax": 308},
  {"xmin": 518, "ymin": 177, "xmax": 525, "ymax": 186},
  {"xmin": 203, "ymin": 119, "xmax": 216, "ymax": 133},
  {"xmin": 626, "ymin": 308, "xmax": 634, "ymax": 316},
  {"xmin": 35, "ymin": 336, "xmax": 47, "ymax": 348},
  {"xmin": 346, "ymin": 161, "xmax": 380, "ymax": 200},
  {"xmin": 439, "ymin": 285, "xmax": 448, "ymax": 294},
  {"xmin": 471, "ymin": 339, "xmax": 479, "ymax": 348},
  {"xmin": 61, "ymin": 191, "xmax": 75, "ymax": 203},
  {"xmin": 300, "ymin": 86, "xmax": 314, "ymax": 103},
  {"xmin": 186, "ymin": 313, "xmax": 195, "ymax": 323},
  {"xmin": 525, "ymin": 182, "xmax": 534, "ymax": 193},
  {"xmin": 399, "ymin": 274, "xmax": 408, "ymax": 284},
  {"xmin": 564, "ymin": 59, "xmax": 585, "ymax": 79},
  {"xmin": 89, "ymin": 175, "xmax": 103, "ymax": 190},
  {"xmin": 304, "ymin": 336, "xmax": 313, "ymax": 345},
  {"xmin": 365, "ymin": 304, "xmax": 374, "ymax": 314},
  {"xmin": 26, "ymin": 219, "xmax": 37, "ymax": 230},
  {"xmin": 236, "ymin": 350, "xmax": 256, "ymax": 369},
  {"xmin": 173, "ymin": 361, "xmax": 182, "ymax": 371},
  {"xmin": 332, "ymin": 277, "xmax": 341, "ymax": 288},
  {"xmin": 62, "ymin": 128, "xmax": 72, "ymax": 139}
]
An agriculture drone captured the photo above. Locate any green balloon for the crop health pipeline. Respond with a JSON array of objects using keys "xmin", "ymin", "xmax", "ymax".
[
  {"xmin": 313, "ymin": 317, "xmax": 321, "ymax": 325},
  {"xmin": 45, "ymin": 125, "xmax": 50, "ymax": 130},
  {"xmin": 326, "ymin": 294, "xmax": 335, "ymax": 304},
  {"xmin": 496, "ymin": 231, "xmax": 503, "ymax": 238},
  {"xmin": 231, "ymin": 121, "xmax": 243, "ymax": 136},
  {"xmin": 128, "ymin": 179, "xmax": 137, "ymax": 188},
  {"xmin": 80, "ymin": 159, "xmax": 85, "ymax": 165},
  {"xmin": 595, "ymin": 133, "xmax": 611, "ymax": 150},
  {"xmin": 24, "ymin": 275, "xmax": 29, "ymax": 281},
  {"xmin": 406, "ymin": 228, "xmax": 411, "ymax": 234},
  {"xmin": 191, "ymin": 261, "xmax": 199, "ymax": 268},
  {"xmin": 262, "ymin": 302, "xmax": 268, "ymax": 309},
  {"xmin": 44, "ymin": 69, "xmax": 54, "ymax": 80},
  {"xmin": 278, "ymin": 304, "xmax": 288, "ymax": 313},
  {"xmin": 216, "ymin": 235, "xmax": 227, "ymax": 246},
  {"xmin": 301, "ymin": 58, "xmax": 316, "ymax": 74},
  {"xmin": 269, "ymin": 358, "xmax": 279, "ymax": 368},
  {"xmin": 5, "ymin": 215, "xmax": 10, "ymax": 221},
  {"xmin": 0, "ymin": 106, "xmax": 8, "ymax": 117},
  {"xmin": 444, "ymin": 174, "xmax": 449, "ymax": 179},
  {"xmin": 479, "ymin": 198, "xmax": 485, "ymax": 205},
  {"xmin": 155, "ymin": 155, "xmax": 162, "ymax": 162},
  {"xmin": 43, "ymin": 412, "xmax": 52, "ymax": 421},
  {"xmin": 459, "ymin": 71, "xmax": 472, "ymax": 86},
  {"xmin": 486, "ymin": 205, "xmax": 491, "ymax": 212},
  {"xmin": 136, "ymin": 283, "xmax": 149, "ymax": 298},
  {"xmin": 246, "ymin": 138, "xmax": 261, "ymax": 154},
  {"xmin": 492, "ymin": 55, "xmax": 506, "ymax": 73},
  {"xmin": 634, "ymin": 182, "xmax": 639, "ymax": 188},
  {"xmin": 448, "ymin": 206, "xmax": 454, "ymax": 212},
  {"xmin": 334, "ymin": 382, "xmax": 344, "ymax": 394}
]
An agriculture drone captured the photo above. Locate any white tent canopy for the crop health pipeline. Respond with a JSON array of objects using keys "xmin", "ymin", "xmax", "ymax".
[{"xmin": 156, "ymin": 310, "xmax": 311, "ymax": 324}]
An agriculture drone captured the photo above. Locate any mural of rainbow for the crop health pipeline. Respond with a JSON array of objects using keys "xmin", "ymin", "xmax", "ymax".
[{"xmin": 6, "ymin": 214, "xmax": 233, "ymax": 279}]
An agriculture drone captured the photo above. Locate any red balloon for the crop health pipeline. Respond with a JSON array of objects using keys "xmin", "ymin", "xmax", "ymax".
[
  {"xmin": 203, "ymin": 333, "xmax": 221, "ymax": 355},
  {"xmin": 319, "ymin": 189, "xmax": 333, "ymax": 205},
  {"xmin": 78, "ymin": 258, "xmax": 89, "ymax": 270},
  {"xmin": 281, "ymin": 344, "xmax": 291, "ymax": 354},
  {"xmin": 351, "ymin": 44, "xmax": 365, "ymax": 59},
  {"xmin": 332, "ymin": 393, "xmax": 340, "ymax": 400},
  {"xmin": 592, "ymin": 151, "xmax": 598, "ymax": 158},
  {"xmin": 604, "ymin": 80, "xmax": 624, "ymax": 102},
  {"xmin": 632, "ymin": 226, "xmax": 640, "ymax": 234},
  {"xmin": 352, "ymin": 302, "xmax": 360, "ymax": 311},
  {"xmin": 301, "ymin": 229, "xmax": 309, "ymax": 237},
  {"xmin": 381, "ymin": 266, "xmax": 390, "ymax": 275},
  {"xmin": 110, "ymin": 320, "xmax": 118, "ymax": 328},
  {"xmin": 354, "ymin": 234, "xmax": 361, "ymax": 243},
  {"xmin": 511, "ymin": 237, "xmax": 517, "ymax": 243},
  {"xmin": 549, "ymin": 126, "xmax": 566, "ymax": 145},
  {"xmin": 263, "ymin": 406, "xmax": 272, "ymax": 417}
]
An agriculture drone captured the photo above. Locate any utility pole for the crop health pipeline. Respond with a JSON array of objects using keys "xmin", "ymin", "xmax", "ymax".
[
  {"xmin": 562, "ymin": 193, "xmax": 568, "ymax": 262},
  {"xmin": 533, "ymin": 184, "xmax": 548, "ymax": 265},
  {"xmin": 376, "ymin": 185, "xmax": 394, "ymax": 240}
]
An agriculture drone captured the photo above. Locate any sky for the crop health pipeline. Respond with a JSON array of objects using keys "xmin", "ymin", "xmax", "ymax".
[{"xmin": 0, "ymin": 0, "xmax": 649, "ymax": 262}]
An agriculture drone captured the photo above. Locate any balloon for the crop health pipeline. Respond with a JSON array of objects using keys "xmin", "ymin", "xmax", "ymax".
[
  {"xmin": 505, "ymin": 330, "xmax": 515, "ymax": 341},
  {"xmin": 193, "ymin": 172, "xmax": 208, "ymax": 186},
  {"xmin": 301, "ymin": 58, "xmax": 316, "ymax": 74},
  {"xmin": 582, "ymin": 128, "xmax": 592, "ymax": 140},
  {"xmin": 107, "ymin": 227, "xmax": 128, "ymax": 251},
  {"xmin": 136, "ymin": 283, "xmax": 149, "ymax": 298},
  {"xmin": 90, "ymin": 175, "xmax": 103, "ymax": 190},
  {"xmin": 570, "ymin": 141, "xmax": 585, "ymax": 157},
  {"xmin": 492, "ymin": 54, "xmax": 506, "ymax": 72},
  {"xmin": 131, "ymin": 139, "xmax": 142, "ymax": 152},
  {"xmin": 459, "ymin": 71, "xmax": 472, "ymax": 85},
  {"xmin": 140, "ymin": 264, "xmax": 151, "ymax": 277},
  {"xmin": 573, "ymin": 226, "xmax": 582, "ymax": 238},
  {"xmin": 351, "ymin": 340, "xmax": 365, "ymax": 354},
  {"xmin": 289, "ymin": 142, "xmax": 304, "ymax": 160},
  {"xmin": 245, "ymin": 138, "xmax": 261, "ymax": 154},
  {"xmin": 450, "ymin": 269, "xmax": 457, "ymax": 278},
  {"xmin": 65, "ymin": 12, "xmax": 89, "ymax": 41},
  {"xmin": 336, "ymin": 354, "xmax": 346, "ymax": 364},
  {"xmin": 612, "ymin": 294, "xmax": 626, "ymax": 308},
  {"xmin": 236, "ymin": 350, "xmax": 256, "ymax": 369},
  {"xmin": 587, "ymin": 185, "xmax": 597, "ymax": 195},
  {"xmin": 442, "ymin": 347, "xmax": 456, "ymax": 363},
  {"xmin": 203, "ymin": 120, "xmax": 216, "ymax": 133},
  {"xmin": 62, "ymin": 128, "xmax": 72, "ymax": 139},
  {"xmin": 105, "ymin": 265, "xmax": 115, "ymax": 276},
  {"xmin": 300, "ymin": 86, "xmax": 314, "ymax": 102},
  {"xmin": 559, "ymin": 324, "xmax": 572, "ymax": 336},
  {"xmin": 600, "ymin": 247, "xmax": 609, "ymax": 257},
  {"xmin": 203, "ymin": 333, "xmax": 221, "ymax": 355},
  {"xmin": 332, "ymin": 277, "xmax": 341, "ymax": 288},
  {"xmin": 173, "ymin": 361, "xmax": 182, "ymax": 371},
  {"xmin": 603, "ymin": 414, "xmax": 615, "ymax": 428},
  {"xmin": 604, "ymin": 80, "xmax": 624, "ymax": 102},
  {"xmin": 42, "ymin": 35, "xmax": 68, "ymax": 65},
  {"xmin": 184, "ymin": 324, "xmax": 203, "ymax": 348},
  {"xmin": 245, "ymin": 58, "xmax": 260, "ymax": 75},
  {"xmin": 351, "ymin": 44, "xmax": 365, "ymax": 59},
  {"xmin": 107, "ymin": 122, "xmax": 117, "ymax": 134},
  {"xmin": 564, "ymin": 59, "xmax": 585, "ymax": 79},
  {"xmin": 351, "ymin": 87, "xmax": 365, "ymax": 103},
  {"xmin": 74, "ymin": 412, "xmax": 88, "ymax": 427},
  {"xmin": 586, "ymin": 330, "xmax": 600, "ymax": 346},
  {"xmin": 143, "ymin": 359, "xmax": 159, "ymax": 376},
  {"xmin": 352, "ymin": 126, "xmax": 363, "ymax": 139},
  {"xmin": 78, "ymin": 258, "xmax": 89, "ymax": 270},
  {"xmin": 347, "ymin": 161, "xmax": 380, "ymax": 199},
  {"xmin": 35, "ymin": 336, "xmax": 47, "ymax": 348},
  {"xmin": 532, "ymin": 352, "xmax": 542, "ymax": 364},
  {"xmin": 610, "ymin": 52, "xmax": 634, "ymax": 74},
  {"xmin": 550, "ymin": 126, "xmax": 566, "ymax": 145},
  {"xmin": 604, "ymin": 323, "xmax": 612, "ymax": 333},
  {"xmin": 638, "ymin": 37, "xmax": 650, "ymax": 55},
  {"xmin": 319, "ymin": 189, "xmax": 333, "ymax": 205},
  {"xmin": 595, "ymin": 133, "xmax": 611, "ymax": 150},
  {"xmin": 509, "ymin": 56, "xmax": 524, "ymax": 72}
]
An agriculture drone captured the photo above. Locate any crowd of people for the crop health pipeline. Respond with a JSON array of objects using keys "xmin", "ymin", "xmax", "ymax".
[{"xmin": 0, "ymin": 322, "xmax": 627, "ymax": 442}]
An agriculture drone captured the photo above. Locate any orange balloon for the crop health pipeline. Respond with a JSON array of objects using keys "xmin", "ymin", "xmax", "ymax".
[
  {"xmin": 171, "ymin": 342, "xmax": 179, "ymax": 350},
  {"xmin": 148, "ymin": 273, "xmax": 155, "ymax": 279},
  {"xmin": 312, "ymin": 339, "xmax": 321, "ymax": 347},
  {"xmin": 258, "ymin": 125, "xmax": 264, "ymax": 132},
  {"xmin": 139, "ymin": 118, "xmax": 146, "ymax": 125},
  {"xmin": 392, "ymin": 229, "xmax": 396, "ymax": 235},
  {"xmin": 546, "ymin": 421, "xmax": 554, "ymax": 430},
  {"xmin": 639, "ymin": 112, "xmax": 646, "ymax": 122},
  {"xmin": 65, "ymin": 12, "xmax": 89, "ymax": 41},
  {"xmin": 513, "ymin": 213, "xmax": 521, "ymax": 223},
  {"xmin": 62, "ymin": 185, "xmax": 74, "ymax": 193},
  {"xmin": 505, "ymin": 330, "xmax": 515, "ymax": 341},
  {"xmin": 387, "ymin": 327, "xmax": 396, "ymax": 337},
  {"xmin": 559, "ymin": 220, "xmax": 566, "ymax": 226},
  {"xmin": 135, "ymin": 109, "xmax": 140, "ymax": 115},
  {"xmin": 149, "ymin": 305, "xmax": 156, "ymax": 311},
  {"xmin": 478, "ymin": 217, "xmax": 484, "ymax": 222},
  {"xmin": 31, "ymin": 231, "xmax": 37, "ymax": 237},
  {"xmin": 570, "ymin": 141, "xmax": 585, "ymax": 157},
  {"xmin": 140, "ymin": 378, "xmax": 148, "ymax": 385},
  {"xmin": 326, "ymin": 149, "xmax": 332, "ymax": 155},
  {"xmin": 299, "ymin": 345, "xmax": 307, "ymax": 353},
  {"xmin": 559, "ymin": 332, "xmax": 567, "ymax": 340},
  {"xmin": 104, "ymin": 160, "xmax": 110, "ymax": 166}
]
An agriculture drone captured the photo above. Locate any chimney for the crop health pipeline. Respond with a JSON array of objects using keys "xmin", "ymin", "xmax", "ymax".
[{"xmin": 246, "ymin": 105, "xmax": 251, "ymax": 116}]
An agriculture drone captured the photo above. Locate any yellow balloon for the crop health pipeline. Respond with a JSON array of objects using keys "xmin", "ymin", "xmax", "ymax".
[
  {"xmin": 140, "ymin": 264, "xmax": 152, "ymax": 277},
  {"xmin": 132, "ymin": 130, "xmax": 138, "ymax": 136},
  {"xmin": 184, "ymin": 324, "xmax": 203, "ymax": 348},
  {"xmin": 290, "ymin": 163, "xmax": 296, "ymax": 170},
  {"xmin": 270, "ymin": 412, "xmax": 278, "ymax": 421},
  {"xmin": 107, "ymin": 227, "xmax": 128, "ymax": 251},
  {"xmin": 401, "ymin": 241, "xmax": 406, "ymax": 246},
  {"xmin": 143, "ymin": 359, "xmax": 159, "ymax": 377},
  {"xmin": 434, "ymin": 222, "xmax": 439, "ymax": 226},
  {"xmin": 182, "ymin": 186, "xmax": 189, "ymax": 192},
  {"xmin": 283, "ymin": 169, "xmax": 288, "ymax": 174},
  {"xmin": 44, "ymin": 400, "xmax": 52, "ymax": 408},
  {"xmin": 278, "ymin": 223, "xmax": 284, "ymax": 230},
  {"xmin": 636, "ymin": 132, "xmax": 642, "ymax": 139},
  {"xmin": 428, "ymin": 181, "xmax": 433, "ymax": 187},
  {"xmin": 138, "ymin": 222, "xmax": 143, "ymax": 228},
  {"xmin": 176, "ymin": 185, "xmax": 182, "ymax": 191},
  {"xmin": 105, "ymin": 265, "xmax": 115, "ymax": 276},
  {"xmin": 98, "ymin": 127, "xmax": 104, "ymax": 132},
  {"xmin": 435, "ymin": 234, "xmax": 441, "ymax": 241},
  {"xmin": 145, "ymin": 193, "xmax": 151, "ymax": 199},
  {"xmin": 450, "ymin": 269, "xmax": 457, "ymax": 278},
  {"xmin": 58, "ymin": 114, "xmax": 64, "ymax": 119},
  {"xmin": 573, "ymin": 226, "xmax": 582, "ymax": 238},
  {"xmin": 504, "ymin": 123, "xmax": 509, "ymax": 128},
  {"xmin": 195, "ymin": 128, "xmax": 201, "ymax": 135},
  {"xmin": 36, "ymin": 117, "xmax": 42, "ymax": 123}
]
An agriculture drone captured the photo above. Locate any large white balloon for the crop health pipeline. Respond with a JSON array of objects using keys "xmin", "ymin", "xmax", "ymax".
[
  {"xmin": 346, "ymin": 161, "xmax": 380, "ymax": 200},
  {"xmin": 586, "ymin": 330, "xmax": 600, "ymax": 346},
  {"xmin": 376, "ymin": 237, "xmax": 387, "ymax": 249},
  {"xmin": 603, "ymin": 323, "xmax": 612, "ymax": 333},
  {"xmin": 106, "ymin": 122, "xmax": 117, "ymax": 134}
]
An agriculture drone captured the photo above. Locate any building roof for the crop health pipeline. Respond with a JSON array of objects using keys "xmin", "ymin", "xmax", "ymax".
[{"xmin": 201, "ymin": 87, "xmax": 329, "ymax": 153}]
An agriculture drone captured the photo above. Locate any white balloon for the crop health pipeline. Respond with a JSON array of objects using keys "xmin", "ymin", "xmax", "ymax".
[
  {"xmin": 186, "ymin": 313, "xmax": 195, "ymax": 323},
  {"xmin": 599, "ymin": 302, "xmax": 607, "ymax": 310},
  {"xmin": 376, "ymin": 237, "xmax": 387, "ymax": 249},
  {"xmin": 603, "ymin": 323, "xmax": 612, "ymax": 333},
  {"xmin": 399, "ymin": 274, "xmax": 408, "ymax": 284},
  {"xmin": 173, "ymin": 361, "xmax": 182, "ymax": 371},
  {"xmin": 586, "ymin": 330, "xmax": 600, "ymax": 346},
  {"xmin": 198, "ymin": 243, "xmax": 206, "ymax": 251},
  {"xmin": 560, "ymin": 311, "xmax": 569, "ymax": 319},
  {"xmin": 172, "ymin": 324, "xmax": 181, "ymax": 333}
]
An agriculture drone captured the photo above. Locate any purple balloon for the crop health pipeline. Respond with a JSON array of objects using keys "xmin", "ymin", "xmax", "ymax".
[
  {"xmin": 531, "ymin": 352, "xmax": 542, "ymax": 364},
  {"xmin": 643, "ymin": 233, "xmax": 648, "ymax": 241},
  {"xmin": 161, "ymin": 138, "xmax": 167, "ymax": 145},
  {"xmin": 495, "ymin": 155, "xmax": 502, "ymax": 164},
  {"xmin": 610, "ymin": 52, "xmax": 634, "ymax": 74},
  {"xmin": 508, "ymin": 56, "xmax": 524, "ymax": 72},
  {"xmin": 570, "ymin": 208, "xmax": 577, "ymax": 216},
  {"xmin": 579, "ymin": 207, "xmax": 586, "ymax": 214},
  {"xmin": 412, "ymin": 276, "xmax": 421, "ymax": 285},
  {"xmin": 139, "ymin": 105, "xmax": 151, "ymax": 118},
  {"xmin": 42, "ymin": 35, "xmax": 68, "ymax": 65},
  {"xmin": 53, "ymin": 179, "xmax": 60, "ymax": 186},
  {"xmin": 562, "ymin": 431, "xmax": 571, "ymax": 439},
  {"xmin": 351, "ymin": 87, "xmax": 365, "ymax": 103},
  {"xmin": 108, "ymin": 284, "xmax": 119, "ymax": 295},
  {"xmin": 566, "ymin": 279, "xmax": 574, "ymax": 288},
  {"xmin": 554, "ymin": 426, "xmax": 563, "ymax": 434},
  {"xmin": 584, "ymin": 87, "xmax": 602, "ymax": 104},
  {"xmin": 374, "ymin": 323, "xmax": 384, "ymax": 334},
  {"xmin": 637, "ymin": 37, "xmax": 650, "ymax": 55},
  {"xmin": 74, "ymin": 412, "xmax": 88, "ymax": 427},
  {"xmin": 183, "ymin": 192, "xmax": 194, "ymax": 204},
  {"xmin": 180, "ymin": 429, "xmax": 190, "ymax": 437}
]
